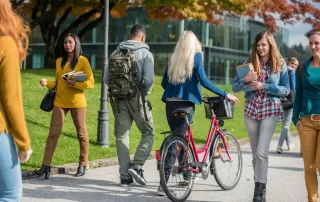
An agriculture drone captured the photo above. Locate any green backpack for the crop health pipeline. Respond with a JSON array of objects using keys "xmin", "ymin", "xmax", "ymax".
[{"xmin": 108, "ymin": 49, "xmax": 137, "ymax": 99}]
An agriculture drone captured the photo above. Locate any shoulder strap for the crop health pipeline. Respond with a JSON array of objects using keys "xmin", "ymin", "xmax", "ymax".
[{"xmin": 299, "ymin": 64, "xmax": 303, "ymax": 80}]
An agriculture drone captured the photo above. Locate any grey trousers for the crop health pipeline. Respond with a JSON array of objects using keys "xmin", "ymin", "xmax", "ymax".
[
  {"xmin": 278, "ymin": 108, "xmax": 293, "ymax": 147},
  {"xmin": 244, "ymin": 115, "xmax": 280, "ymax": 184},
  {"xmin": 112, "ymin": 94, "xmax": 155, "ymax": 180}
]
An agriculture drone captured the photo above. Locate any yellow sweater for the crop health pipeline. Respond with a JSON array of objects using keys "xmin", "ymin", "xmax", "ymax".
[
  {"xmin": 0, "ymin": 36, "xmax": 31, "ymax": 152},
  {"xmin": 47, "ymin": 56, "xmax": 94, "ymax": 108}
]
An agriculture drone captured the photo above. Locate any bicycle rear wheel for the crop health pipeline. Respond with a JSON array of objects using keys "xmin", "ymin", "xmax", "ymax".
[
  {"xmin": 159, "ymin": 136, "xmax": 196, "ymax": 202},
  {"xmin": 211, "ymin": 132, "xmax": 242, "ymax": 190}
]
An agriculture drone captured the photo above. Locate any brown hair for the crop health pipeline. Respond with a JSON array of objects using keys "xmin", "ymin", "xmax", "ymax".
[
  {"xmin": 305, "ymin": 29, "xmax": 320, "ymax": 38},
  {"xmin": 286, "ymin": 57, "xmax": 299, "ymax": 66},
  {"xmin": 247, "ymin": 31, "xmax": 282, "ymax": 76},
  {"xmin": 0, "ymin": 0, "xmax": 30, "ymax": 60}
]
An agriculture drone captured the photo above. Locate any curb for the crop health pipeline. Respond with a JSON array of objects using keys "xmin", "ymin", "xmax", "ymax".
[{"xmin": 23, "ymin": 131, "xmax": 299, "ymax": 180}]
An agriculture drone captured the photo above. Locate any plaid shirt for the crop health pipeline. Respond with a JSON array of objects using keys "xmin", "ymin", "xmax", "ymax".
[{"xmin": 244, "ymin": 61, "xmax": 283, "ymax": 121}]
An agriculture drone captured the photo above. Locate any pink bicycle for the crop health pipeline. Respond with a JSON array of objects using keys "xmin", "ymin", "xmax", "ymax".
[{"xmin": 156, "ymin": 96, "xmax": 243, "ymax": 202}]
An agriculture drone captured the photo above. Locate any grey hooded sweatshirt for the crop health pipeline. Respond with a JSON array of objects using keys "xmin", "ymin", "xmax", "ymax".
[{"xmin": 107, "ymin": 40, "xmax": 154, "ymax": 95}]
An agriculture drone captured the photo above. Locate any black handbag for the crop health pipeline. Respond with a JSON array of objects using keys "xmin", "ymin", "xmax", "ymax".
[{"xmin": 40, "ymin": 84, "xmax": 56, "ymax": 112}]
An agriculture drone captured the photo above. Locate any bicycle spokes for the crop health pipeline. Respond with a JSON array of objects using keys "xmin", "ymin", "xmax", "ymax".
[{"xmin": 211, "ymin": 133, "xmax": 243, "ymax": 190}]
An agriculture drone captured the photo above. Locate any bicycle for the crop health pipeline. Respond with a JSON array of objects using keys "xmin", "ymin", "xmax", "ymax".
[{"xmin": 156, "ymin": 96, "xmax": 243, "ymax": 202}]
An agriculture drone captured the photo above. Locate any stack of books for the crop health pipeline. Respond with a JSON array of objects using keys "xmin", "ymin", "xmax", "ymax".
[{"xmin": 62, "ymin": 70, "xmax": 87, "ymax": 82}]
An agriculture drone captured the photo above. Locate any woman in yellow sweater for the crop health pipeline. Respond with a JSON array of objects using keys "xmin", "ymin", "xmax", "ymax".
[
  {"xmin": 34, "ymin": 33, "xmax": 94, "ymax": 179},
  {"xmin": 0, "ymin": 0, "xmax": 33, "ymax": 200}
]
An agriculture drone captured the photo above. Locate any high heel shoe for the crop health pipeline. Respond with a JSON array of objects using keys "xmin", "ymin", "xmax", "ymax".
[
  {"xmin": 75, "ymin": 165, "xmax": 86, "ymax": 177},
  {"xmin": 34, "ymin": 164, "xmax": 51, "ymax": 179}
]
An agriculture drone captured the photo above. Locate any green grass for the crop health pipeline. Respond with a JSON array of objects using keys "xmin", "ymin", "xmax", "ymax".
[{"xmin": 20, "ymin": 69, "xmax": 293, "ymax": 170}]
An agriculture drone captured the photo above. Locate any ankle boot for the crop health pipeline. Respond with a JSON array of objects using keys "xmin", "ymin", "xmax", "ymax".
[
  {"xmin": 75, "ymin": 165, "xmax": 86, "ymax": 177},
  {"xmin": 34, "ymin": 164, "xmax": 51, "ymax": 179},
  {"xmin": 253, "ymin": 182, "xmax": 263, "ymax": 202},
  {"xmin": 261, "ymin": 183, "xmax": 266, "ymax": 202}
]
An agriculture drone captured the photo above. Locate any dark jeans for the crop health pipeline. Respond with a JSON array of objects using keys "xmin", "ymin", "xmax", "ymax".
[{"xmin": 160, "ymin": 101, "xmax": 195, "ymax": 184}]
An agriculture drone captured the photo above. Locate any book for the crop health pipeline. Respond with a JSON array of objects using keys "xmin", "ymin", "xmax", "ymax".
[
  {"xmin": 62, "ymin": 70, "xmax": 83, "ymax": 79},
  {"xmin": 236, "ymin": 63, "xmax": 254, "ymax": 79},
  {"xmin": 62, "ymin": 71, "xmax": 87, "ymax": 83},
  {"xmin": 72, "ymin": 73, "xmax": 87, "ymax": 82},
  {"xmin": 236, "ymin": 63, "xmax": 256, "ymax": 92}
]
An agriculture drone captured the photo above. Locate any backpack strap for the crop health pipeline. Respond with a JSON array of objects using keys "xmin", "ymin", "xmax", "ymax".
[{"xmin": 298, "ymin": 64, "xmax": 304, "ymax": 80}]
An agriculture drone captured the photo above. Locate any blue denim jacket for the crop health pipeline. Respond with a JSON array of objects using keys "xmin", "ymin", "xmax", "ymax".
[
  {"xmin": 232, "ymin": 60, "xmax": 290, "ymax": 101},
  {"xmin": 161, "ymin": 53, "xmax": 227, "ymax": 104}
]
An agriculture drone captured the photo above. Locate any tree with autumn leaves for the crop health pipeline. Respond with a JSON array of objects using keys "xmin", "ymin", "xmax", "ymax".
[{"xmin": 11, "ymin": 0, "xmax": 320, "ymax": 68}]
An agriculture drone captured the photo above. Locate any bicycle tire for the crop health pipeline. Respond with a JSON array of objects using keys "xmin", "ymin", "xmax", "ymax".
[
  {"xmin": 159, "ymin": 136, "xmax": 196, "ymax": 202},
  {"xmin": 211, "ymin": 132, "xmax": 243, "ymax": 190}
]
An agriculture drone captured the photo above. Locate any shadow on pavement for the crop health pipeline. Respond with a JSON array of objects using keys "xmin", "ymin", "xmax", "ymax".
[
  {"xmin": 268, "ymin": 165, "xmax": 304, "ymax": 172},
  {"xmin": 240, "ymin": 149, "xmax": 302, "ymax": 159},
  {"xmin": 23, "ymin": 176, "xmax": 205, "ymax": 202}
]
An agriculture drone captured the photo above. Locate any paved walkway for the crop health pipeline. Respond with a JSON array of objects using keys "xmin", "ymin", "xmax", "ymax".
[{"xmin": 22, "ymin": 136, "xmax": 310, "ymax": 202}]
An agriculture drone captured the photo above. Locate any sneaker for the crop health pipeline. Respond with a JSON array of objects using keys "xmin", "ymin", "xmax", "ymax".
[
  {"xmin": 277, "ymin": 146, "xmax": 283, "ymax": 154},
  {"xmin": 157, "ymin": 186, "xmax": 166, "ymax": 196},
  {"xmin": 178, "ymin": 180, "xmax": 189, "ymax": 186},
  {"xmin": 128, "ymin": 165, "xmax": 146, "ymax": 185},
  {"xmin": 157, "ymin": 185, "xmax": 176, "ymax": 197},
  {"xmin": 288, "ymin": 144, "xmax": 295, "ymax": 151},
  {"xmin": 120, "ymin": 178, "xmax": 134, "ymax": 187}
]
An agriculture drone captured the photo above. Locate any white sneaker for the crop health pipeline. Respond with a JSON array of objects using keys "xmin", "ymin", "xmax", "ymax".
[
  {"xmin": 157, "ymin": 185, "xmax": 176, "ymax": 197},
  {"xmin": 277, "ymin": 146, "xmax": 283, "ymax": 154},
  {"xmin": 157, "ymin": 186, "xmax": 166, "ymax": 196},
  {"xmin": 288, "ymin": 144, "xmax": 295, "ymax": 151}
]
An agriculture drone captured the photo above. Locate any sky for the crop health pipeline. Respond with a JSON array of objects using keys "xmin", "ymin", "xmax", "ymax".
[
  {"xmin": 283, "ymin": 22, "xmax": 311, "ymax": 47},
  {"xmin": 282, "ymin": 2, "xmax": 320, "ymax": 47}
]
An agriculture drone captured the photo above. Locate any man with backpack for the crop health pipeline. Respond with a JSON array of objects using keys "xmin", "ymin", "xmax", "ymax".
[{"xmin": 106, "ymin": 24, "xmax": 155, "ymax": 187}]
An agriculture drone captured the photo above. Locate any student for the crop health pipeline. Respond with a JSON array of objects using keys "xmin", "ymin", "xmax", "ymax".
[
  {"xmin": 34, "ymin": 33, "xmax": 94, "ymax": 179},
  {"xmin": 158, "ymin": 30, "xmax": 239, "ymax": 196},
  {"xmin": 277, "ymin": 57, "xmax": 299, "ymax": 154},
  {"xmin": 0, "ymin": 0, "xmax": 33, "ymax": 200},
  {"xmin": 107, "ymin": 24, "xmax": 155, "ymax": 187},
  {"xmin": 292, "ymin": 29, "xmax": 320, "ymax": 202},
  {"xmin": 232, "ymin": 31, "xmax": 289, "ymax": 202}
]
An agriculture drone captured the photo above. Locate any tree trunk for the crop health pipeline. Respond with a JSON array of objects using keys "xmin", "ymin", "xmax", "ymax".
[
  {"xmin": 40, "ymin": 19, "xmax": 57, "ymax": 68},
  {"xmin": 44, "ymin": 40, "xmax": 56, "ymax": 68}
]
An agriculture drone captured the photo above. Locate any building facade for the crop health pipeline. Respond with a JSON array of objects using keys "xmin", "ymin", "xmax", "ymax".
[{"xmin": 27, "ymin": 7, "xmax": 289, "ymax": 84}]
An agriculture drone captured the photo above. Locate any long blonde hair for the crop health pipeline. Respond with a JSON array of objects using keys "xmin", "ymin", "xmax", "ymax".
[
  {"xmin": 168, "ymin": 31, "xmax": 203, "ymax": 85},
  {"xmin": 247, "ymin": 31, "xmax": 282, "ymax": 76},
  {"xmin": 0, "ymin": 0, "xmax": 29, "ymax": 60}
]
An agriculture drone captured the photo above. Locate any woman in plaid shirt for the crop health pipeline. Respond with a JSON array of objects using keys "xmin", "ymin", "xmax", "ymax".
[{"xmin": 232, "ymin": 31, "xmax": 290, "ymax": 202}]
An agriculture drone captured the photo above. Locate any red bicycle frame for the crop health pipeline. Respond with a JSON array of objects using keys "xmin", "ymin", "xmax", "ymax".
[{"xmin": 184, "ymin": 115, "xmax": 232, "ymax": 168}]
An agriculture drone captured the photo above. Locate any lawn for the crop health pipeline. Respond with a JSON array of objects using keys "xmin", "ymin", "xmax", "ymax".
[{"xmin": 20, "ymin": 69, "xmax": 293, "ymax": 170}]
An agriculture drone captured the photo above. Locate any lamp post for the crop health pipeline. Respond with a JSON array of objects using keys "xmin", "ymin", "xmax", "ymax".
[{"xmin": 96, "ymin": 0, "xmax": 110, "ymax": 148}]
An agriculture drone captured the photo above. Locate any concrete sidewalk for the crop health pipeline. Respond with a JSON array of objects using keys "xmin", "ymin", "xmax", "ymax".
[{"xmin": 22, "ymin": 135, "xmax": 309, "ymax": 202}]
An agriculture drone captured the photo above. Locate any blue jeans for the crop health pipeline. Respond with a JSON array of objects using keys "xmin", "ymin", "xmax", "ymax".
[
  {"xmin": 0, "ymin": 131, "xmax": 22, "ymax": 202},
  {"xmin": 160, "ymin": 101, "xmax": 195, "ymax": 184},
  {"xmin": 278, "ymin": 108, "xmax": 293, "ymax": 147}
]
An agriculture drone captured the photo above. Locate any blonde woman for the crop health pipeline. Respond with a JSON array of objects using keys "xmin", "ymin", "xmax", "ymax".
[
  {"xmin": 0, "ymin": 0, "xmax": 33, "ymax": 200},
  {"xmin": 232, "ymin": 31, "xmax": 290, "ymax": 202},
  {"xmin": 158, "ymin": 30, "xmax": 238, "ymax": 196}
]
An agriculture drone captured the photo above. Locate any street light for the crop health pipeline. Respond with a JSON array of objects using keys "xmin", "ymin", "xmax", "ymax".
[{"xmin": 96, "ymin": 0, "xmax": 110, "ymax": 148}]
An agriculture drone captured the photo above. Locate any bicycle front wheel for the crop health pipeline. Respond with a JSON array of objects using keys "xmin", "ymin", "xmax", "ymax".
[
  {"xmin": 211, "ymin": 132, "xmax": 242, "ymax": 190},
  {"xmin": 159, "ymin": 136, "xmax": 196, "ymax": 202}
]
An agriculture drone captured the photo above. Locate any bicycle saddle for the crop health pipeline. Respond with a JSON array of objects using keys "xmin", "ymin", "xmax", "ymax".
[{"xmin": 172, "ymin": 107, "xmax": 193, "ymax": 116}]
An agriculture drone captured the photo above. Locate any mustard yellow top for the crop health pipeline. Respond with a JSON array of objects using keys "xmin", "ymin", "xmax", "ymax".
[
  {"xmin": 47, "ymin": 56, "xmax": 94, "ymax": 108},
  {"xmin": 0, "ymin": 36, "xmax": 31, "ymax": 152}
]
